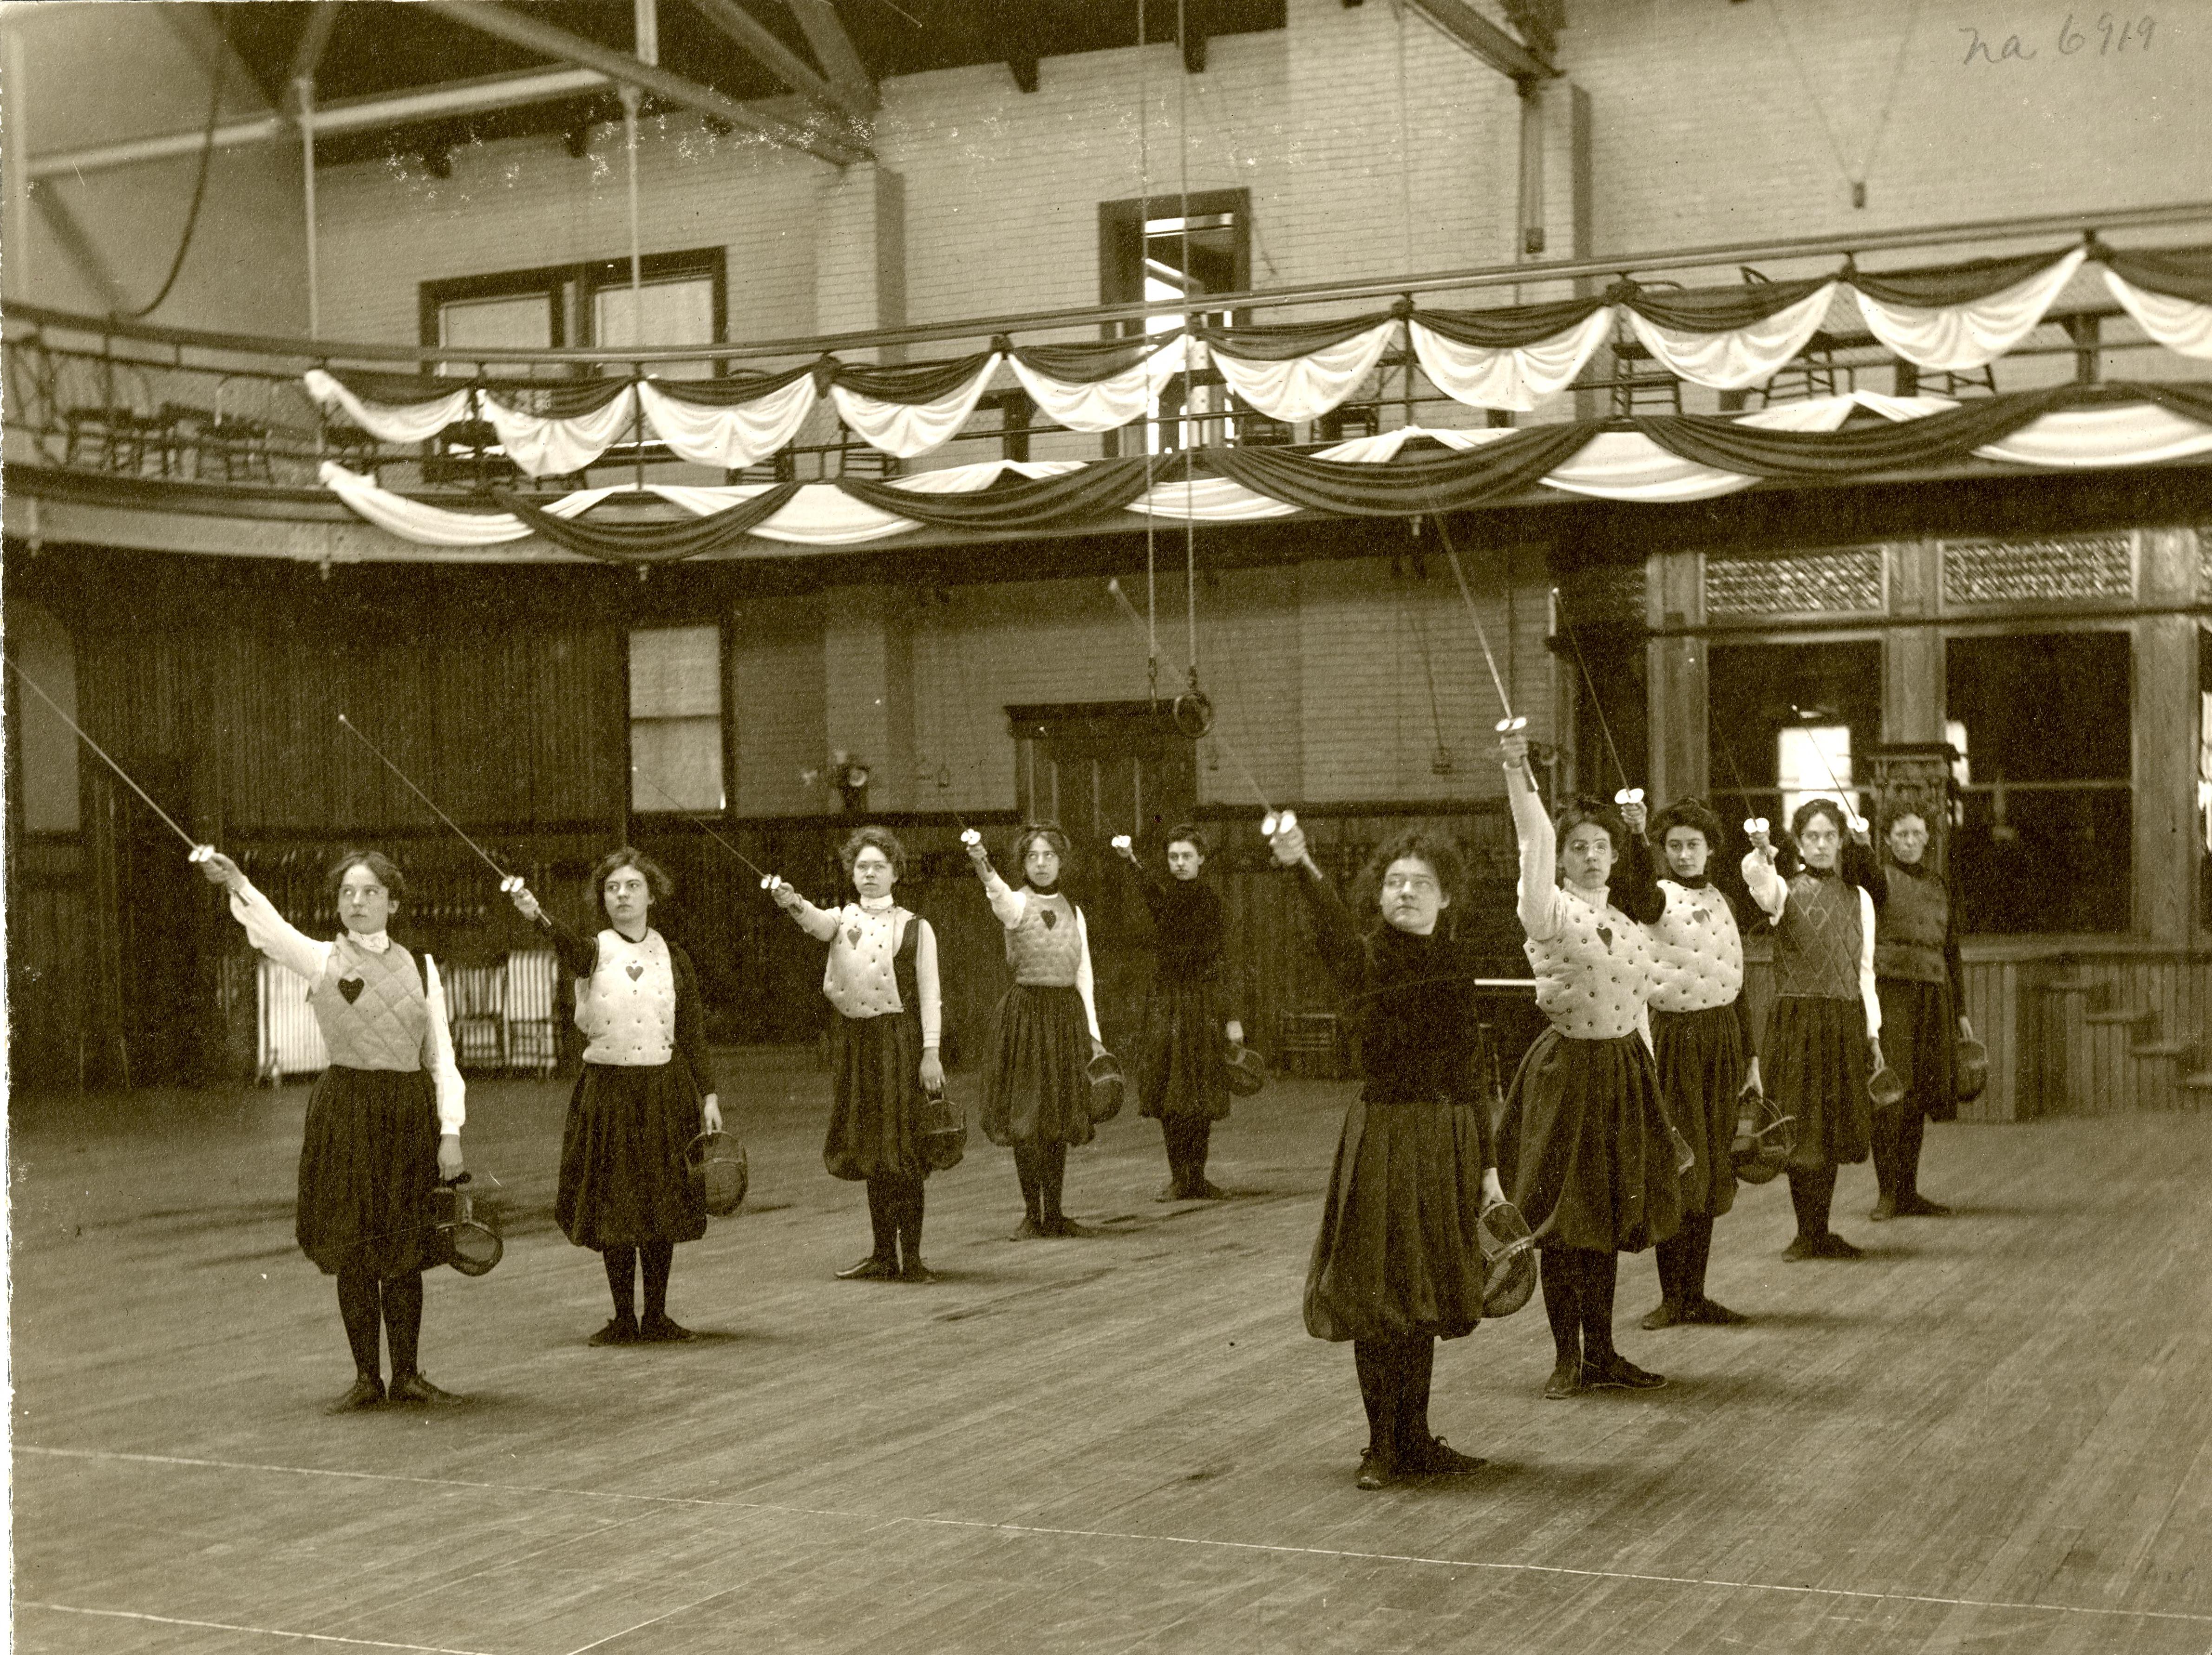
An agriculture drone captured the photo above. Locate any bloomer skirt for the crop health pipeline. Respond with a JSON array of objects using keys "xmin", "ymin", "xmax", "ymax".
[
  {"xmin": 1137, "ymin": 972, "xmax": 1231, "ymax": 1123},
  {"xmin": 1304, "ymin": 1096, "xmax": 1491, "ymax": 1344},
  {"xmin": 556, "ymin": 1060, "xmax": 708, "ymax": 1248},
  {"xmin": 825, "ymin": 1009, "xmax": 928, "ymax": 1183},
  {"xmin": 1878, "ymin": 977, "xmax": 1958, "ymax": 1124},
  {"xmin": 1650, "ymin": 1004, "xmax": 1746, "ymax": 1218},
  {"xmin": 1499, "ymin": 1029, "xmax": 1682, "ymax": 1255},
  {"xmin": 296, "ymin": 1065, "xmax": 440, "ymax": 1277},
  {"xmin": 982, "ymin": 983, "xmax": 1094, "ymax": 1149},
  {"xmin": 1766, "ymin": 994, "xmax": 1872, "ymax": 1170}
]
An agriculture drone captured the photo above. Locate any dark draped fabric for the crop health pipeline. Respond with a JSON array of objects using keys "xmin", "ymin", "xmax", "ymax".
[
  {"xmin": 491, "ymin": 485, "xmax": 802, "ymax": 564},
  {"xmin": 1199, "ymin": 424, "xmax": 1597, "ymax": 513},
  {"xmin": 1410, "ymin": 295, "xmax": 1610, "ymax": 349},
  {"xmin": 329, "ymin": 368, "xmax": 477, "ymax": 406},
  {"xmin": 480, "ymin": 375, "xmax": 636, "ymax": 418},
  {"xmin": 2097, "ymin": 243, "xmax": 2212, "ymax": 305},
  {"xmin": 1006, "ymin": 336, "xmax": 1161, "ymax": 384},
  {"xmin": 1196, "ymin": 311, "xmax": 1397, "ymax": 360},
  {"xmin": 646, "ymin": 361, "xmax": 817, "ymax": 403},
  {"xmin": 827, "ymin": 352, "xmax": 995, "ymax": 403},
  {"xmin": 1847, "ymin": 248, "xmax": 2073, "ymax": 309},
  {"xmin": 1635, "ymin": 382, "xmax": 2083, "ymax": 478},
  {"xmin": 1622, "ymin": 275, "xmax": 1832, "ymax": 331},
  {"xmin": 835, "ymin": 459, "xmax": 1158, "ymax": 529}
]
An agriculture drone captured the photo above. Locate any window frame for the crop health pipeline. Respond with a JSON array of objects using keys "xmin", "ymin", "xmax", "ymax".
[
  {"xmin": 627, "ymin": 620, "xmax": 731, "ymax": 818},
  {"xmin": 418, "ymin": 247, "xmax": 728, "ymax": 366}
]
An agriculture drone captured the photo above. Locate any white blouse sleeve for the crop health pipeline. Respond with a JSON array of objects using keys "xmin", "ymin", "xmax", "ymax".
[
  {"xmin": 1741, "ymin": 851, "xmax": 1788, "ymax": 922},
  {"xmin": 981, "ymin": 868, "xmax": 1028, "ymax": 930},
  {"xmin": 912, "ymin": 919, "xmax": 943, "ymax": 1048},
  {"xmin": 420, "ymin": 955, "xmax": 468, "ymax": 1135},
  {"xmin": 1857, "ymin": 887, "xmax": 1883, "ymax": 1041},
  {"xmin": 1508, "ymin": 770, "xmax": 1560, "ymax": 939},
  {"xmin": 783, "ymin": 893, "xmax": 842, "ymax": 943},
  {"xmin": 226, "ymin": 877, "xmax": 332, "ymax": 984},
  {"xmin": 1073, "ymin": 908, "xmax": 1102, "ymax": 1044}
]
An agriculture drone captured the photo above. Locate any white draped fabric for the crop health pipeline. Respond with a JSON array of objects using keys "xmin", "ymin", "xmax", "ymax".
[
  {"xmin": 1541, "ymin": 432, "xmax": 1757, "ymax": 503},
  {"xmin": 1970, "ymin": 400, "xmax": 2212, "ymax": 468},
  {"xmin": 1625, "ymin": 283, "xmax": 1839, "ymax": 392},
  {"xmin": 305, "ymin": 369, "xmax": 475, "ymax": 445},
  {"xmin": 1853, "ymin": 248, "xmax": 2086, "ymax": 373},
  {"xmin": 1208, "ymin": 320, "xmax": 1402, "ymax": 422},
  {"xmin": 1407, "ymin": 307, "xmax": 1612, "ymax": 413},
  {"xmin": 1008, "ymin": 336, "xmax": 1195, "ymax": 433},
  {"xmin": 829, "ymin": 353, "xmax": 1003, "ymax": 459},
  {"xmin": 2102, "ymin": 269, "xmax": 2212, "ymax": 361},
  {"xmin": 638, "ymin": 376, "xmax": 818, "ymax": 468},
  {"xmin": 481, "ymin": 386, "xmax": 639, "ymax": 479}
]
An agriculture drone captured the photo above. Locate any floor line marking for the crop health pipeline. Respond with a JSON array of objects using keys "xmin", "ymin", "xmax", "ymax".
[
  {"xmin": 23, "ymin": 1444, "xmax": 2212, "ymax": 1629},
  {"xmin": 19, "ymin": 1601, "xmax": 502, "ymax": 1655}
]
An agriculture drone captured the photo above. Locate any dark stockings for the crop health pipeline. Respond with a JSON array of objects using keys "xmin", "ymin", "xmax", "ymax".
[
  {"xmin": 1540, "ymin": 1246, "xmax": 1621, "ymax": 1365},
  {"xmin": 336, "ymin": 1264, "xmax": 424, "ymax": 1381},
  {"xmin": 1352, "ymin": 1336, "xmax": 1437, "ymax": 1461},
  {"xmin": 1655, "ymin": 1213, "xmax": 1716, "ymax": 1305},
  {"xmin": 601, "ymin": 1241, "xmax": 677, "ymax": 1321},
  {"xmin": 1872, "ymin": 1108, "xmax": 1927, "ymax": 1202},
  {"xmin": 1787, "ymin": 1164, "xmax": 1840, "ymax": 1241},
  {"xmin": 1013, "ymin": 1141, "xmax": 1067, "ymax": 1223},
  {"xmin": 1160, "ymin": 1116, "xmax": 1214, "ymax": 1193},
  {"xmin": 865, "ymin": 1175, "xmax": 927, "ymax": 1265}
]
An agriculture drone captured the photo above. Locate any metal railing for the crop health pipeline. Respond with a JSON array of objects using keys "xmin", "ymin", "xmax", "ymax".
[{"xmin": 7, "ymin": 198, "xmax": 2209, "ymax": 502}]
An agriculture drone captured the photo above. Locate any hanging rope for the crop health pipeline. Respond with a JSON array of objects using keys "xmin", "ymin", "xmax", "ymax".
[
  {"xmin": 126, "ymin": 52, "xmax": 227, "ymax": 319},
  {"xmin": 1138, "ymin": 0, "xmax": 1160, "ymax": 704},
  {"xmin": 1554, "ymin": 587, "xmax": 1630, "ymax": 791},
  {"xmin": 1177, "ymin": 0, "xmax": 1199, "ymax": 691}
]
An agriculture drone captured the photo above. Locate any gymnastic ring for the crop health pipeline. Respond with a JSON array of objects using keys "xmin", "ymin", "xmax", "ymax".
[{"xmin": 1172, "ymin": 690, "xmax": 1214, "ymax": 737}]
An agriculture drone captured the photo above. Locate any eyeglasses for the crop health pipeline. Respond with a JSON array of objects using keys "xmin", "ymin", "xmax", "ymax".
[{"xmin": 1382, "ymin": 874, "xmax": 1440, "ymax": 895}]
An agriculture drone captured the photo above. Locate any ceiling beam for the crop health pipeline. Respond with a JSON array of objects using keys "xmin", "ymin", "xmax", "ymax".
[
  {"xmin": 785, "ymin": 0, "xmax": 876, "ymax": 106},
  {"xmin": 1403, "ymin": 0, "xmax": 1556, "ymax": 88},
  {"xmin": 424, "ymin": 0, "xmax": 868, "ymax": 165},
  {"xmin": 26, "ymin": 67, "xmax": 615, "ymax": 180},
  {"xmin": 687, "ymin": 0, "xmax": 872, "ymax": 123}
]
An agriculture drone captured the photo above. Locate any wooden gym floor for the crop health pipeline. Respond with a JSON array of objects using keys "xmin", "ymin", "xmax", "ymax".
[{"xmin": 10, "ymin": 1053, "xmax": 2211, "ymax": 1655}]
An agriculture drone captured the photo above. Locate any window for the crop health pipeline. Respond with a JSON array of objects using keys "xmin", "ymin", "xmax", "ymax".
[
  {"xmin": 630, "ymin": 625, "xmax": 725, "ymax": 814},
  {"xmin": 1099, "ymin": 189, "xmax": 1257, "ymax": 452},
  {"xmin": 582, "ymin": 251, "xmax": 726, "ymax": 379},
  {"xmin": 420, "ymin": 249, "xmax": 726, "ymax": 373},
  {"xmin": 1946, "ymin": 631, "xmax": 2131, "ymax": 934},
  {"xmin": 1707, "ymin": 641, "xmax": 1883, "ymax": 829}
]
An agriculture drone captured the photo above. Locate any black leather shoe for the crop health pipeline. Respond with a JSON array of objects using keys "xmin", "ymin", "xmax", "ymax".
[
  {"xmin": 637, "ymin": 1314, "xmax": 694, "ymax": 1342},
  {"xmin": 1812, "ymin": 1233, "xmax": 1864, "ymax": 1259},
  {"xmin": 326, "ymin": 1374, "xmax": 384, "ymax": 1414},
  {"xmin": 1640, "ymin": 1298, "xmax": 1685, "ymax": 1330},
  {"xmin": 1355, "ymin": 1449, "xmax": 1393, "ymax": 1490},
  {"xmin": 1010, "ymin": 1216, "xmax": 1046, "ymax": 1240},
  {"xmin": 1156, "ymin": 1180, "xmax": 1186, "ymax": 1202},
  {"xmin": 1041, "ymin": 1215, "xmax": 1098, "ymax": 1237},
  {"xmin": 1684, "ymin": 1296, "xmax": 1751, "ymax": 1325},
  {"xmin": 1189, "ymin": 1179, "xmax": 1230, "ymax": 1200},
  {"xmin": 899, "ymin": 1258, "xmax": 937, "ymax": 1283},
  {"xmin": 1543, "ymin": 1359, "xmax": 1584, "ymax": 1399},
  {"xmin": 1782, "ymin": 1235, "xmax": 1820, "ymax": 1261},
  {"xmin": 1868, "ymin": 1196, "xmax": 1898, "ymax": 1222},
  {"xmin": 1399, "ymin": 1437, "xmax": 1486, "ymax": 1477},
  {"xmin": 1896, "ymin": 1194, "xmax": 1951, "ymax": 1217},
  {"xmin": 1583, "ymin": 1354, "xmax": 1667, "ymax": 1390},
  {"xmin": 836, "ymin": 1255, "xmax": 898, "ymax": 1280},
  {"xmin": 387, "ymin": 1373, "xmax": 461, "ymax": 1405},
  {"xmin": 589, "ymin": 1314, "xmax": 639, "ymax": 1346}
]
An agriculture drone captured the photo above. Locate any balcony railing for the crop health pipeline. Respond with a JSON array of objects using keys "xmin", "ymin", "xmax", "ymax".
[{"xmin": 7, "ymin": 199, "xmax": 2209, "ymax": 506}]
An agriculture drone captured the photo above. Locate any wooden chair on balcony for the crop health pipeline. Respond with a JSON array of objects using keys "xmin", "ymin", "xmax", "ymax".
[{"xmin": 833, "ymin": 419, "xmax": 902, "ymax": 478}]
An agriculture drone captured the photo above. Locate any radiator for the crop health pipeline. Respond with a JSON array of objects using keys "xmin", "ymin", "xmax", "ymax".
[{"xmin": 256, "ymin": 958, "xmax": 327, "ymax": 1081}]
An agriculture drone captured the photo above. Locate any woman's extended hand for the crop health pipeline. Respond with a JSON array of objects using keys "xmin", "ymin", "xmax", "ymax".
[
  {"xmin": 919, "ymin": 1051, "xmax": 945, "ymax": 1093},
  {"xmin": 1480, "ymin": 1167, "xmax": 1506, "ymax": 1212},
  {"xmin": 1267, "ymin": 819, "xmax": 1307, "ymax": 868},
  {"xmin": 437, "ymin": 1134, "xmax": 465, "ymax": 1180},
  {"xmin": 701, "ymin": 1095, "xmax": 723, "ymax": 1134},
  {"xmin": 763, "ymin": 875, "xmax": 801, "ymax": 911},
  {"xmin": 196, "ymin": 849, "xmax": 244, "ymax": 890},
  {"xmin": 505, "ymin": 883, "xmax": 543, "ymax": 922}
]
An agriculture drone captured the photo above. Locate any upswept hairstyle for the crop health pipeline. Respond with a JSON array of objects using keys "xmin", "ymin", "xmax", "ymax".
[
  {"xmin": 591, "ymin": 846, "xmax": 674, "ymax": 918},
  {"xmin": 1553, "ymin": 795, "xmax": 1628, "ymax": 859},
  {"xmin": 1651, "ymin": 796, "xmax": 1725, "ymax": 849},
  {"xmin": 838, "ymin": 825, "xmax": 908, "ymax": 881},
  {"xmin": 1789, "ymin": 797, "xmax": 1850, "ymax": 839},
  {"xmin": 1163, "ymin": 822, "xmax": 1212, "ymax": 860},
  {"xmin": 1356, "ymin": 828, "xmax": 1465, "ymax": 913},
  {"xmin": 327, "ymin": 849, "xmax": 407, "ymax": 904},
  {"xmin": 1009, "ymin": 821, "xmax": 1072, "ymax": 874}
]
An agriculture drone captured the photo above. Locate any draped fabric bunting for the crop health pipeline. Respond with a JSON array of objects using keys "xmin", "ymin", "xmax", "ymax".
[
  {"xmin": 317, "ymin": 381, "xmax": 2212, "ymax": 563},
  {"xmin": 1851, "ymin": 248, "xmax": 2086, "ymax": 374},
  {"xmin": 309, "ymin": 240, "xmax": 2212, "ymax": 471}
]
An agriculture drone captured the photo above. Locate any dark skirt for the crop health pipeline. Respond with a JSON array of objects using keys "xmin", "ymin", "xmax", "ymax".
[
  {"xmin": 982, "ymin": 983, "xmax": 1094, "ymax": 1149},
  {"xmin": 1498, "ymin": 1029, "xmax": 1682, "ymax": 1254},
  {"xmin": 1650, "ymin": 1004, "xmax": 1745, "ymax": 1218},
  {"xmin": 296, "ymin": 1065, "xmax": 440, "ymax": 1277},
  {"xmin": 1878, "ymin": 977, "xmax": 1958, "ymax": 1123},
  {"xmin": 1304, "ymin": 1096, "xmax": 1491, "ymax": 1344},
  {"xmin": 1766, "ymin": 995, "xmax": 1872, "ymax": 1169},
  {"xmin": 825, "ymin": 1010, "xmax": 928, "ymax": 1182},
  {"xmin": 556, "ymin": 1061, "xmax": 708, "ymax": 1248},
  {"xmin": 1137, "ymin": 972, "xmax": 1231, "ymax": 1123}
]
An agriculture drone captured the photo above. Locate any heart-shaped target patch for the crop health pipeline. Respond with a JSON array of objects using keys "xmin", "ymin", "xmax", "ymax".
[
  {"xmin": 338, "ymin": 977, "xmax": 365, "ymax": 1004},
  {"xmin": 1041, "ymin": 909, "xmax": 1057, "ymax": 930},
  {"xmin": 1596, "ymin": 925, "xmax": 1614, "ymax": 951},
  {"xmin": 626, "ymin": 962, "xmax": 644, "ymax": 981},
  {"xmin": 847, "ymin": 926, "xmax": 864, "ymax": 947}
]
